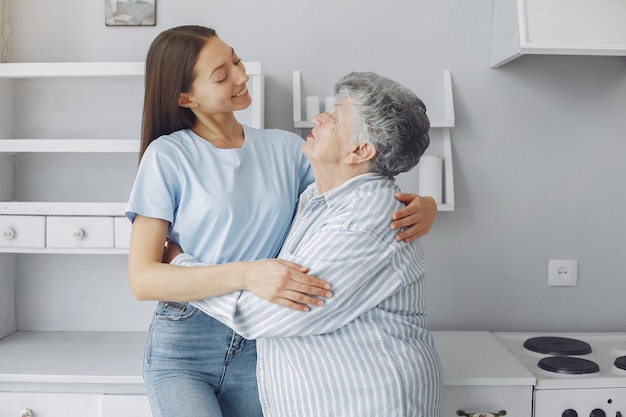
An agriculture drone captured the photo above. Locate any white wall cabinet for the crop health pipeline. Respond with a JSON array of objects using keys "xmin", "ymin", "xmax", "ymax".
[
  {"xmin": 491, "ymin": 0, "xmax": 626, "ymax": 67},
  {"xmin": 292, "ymin": 70, "xmax": 455, "ymax": 211},
  {"xmin": 0, "ymin": 61, "xmax": 263, "ymax": 416}
]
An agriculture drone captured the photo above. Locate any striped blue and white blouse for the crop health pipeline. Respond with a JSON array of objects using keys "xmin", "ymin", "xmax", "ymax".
[{"xmin": 179, "ymin": 172, "xmax": 443, "ymax": 417}]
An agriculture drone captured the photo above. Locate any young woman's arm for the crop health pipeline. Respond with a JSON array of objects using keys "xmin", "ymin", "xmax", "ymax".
[
  {"xmin": 391, "ymin": 194, "xmax": 437, "ymax": 242},
  {"xmin": 127, "ymin": 214, "xmax": 331, "ymax": 310}
]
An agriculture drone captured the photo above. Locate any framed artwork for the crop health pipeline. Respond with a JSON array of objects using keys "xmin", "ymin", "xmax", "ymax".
[{"xmin": 105, "ymin": 0, "xmax": 156, "ymax": 26}]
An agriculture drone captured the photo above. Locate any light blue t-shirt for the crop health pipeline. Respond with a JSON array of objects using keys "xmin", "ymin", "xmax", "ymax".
[{"xmin": 125, "ymin": 125, "xmax": 313, "ymax": 264}]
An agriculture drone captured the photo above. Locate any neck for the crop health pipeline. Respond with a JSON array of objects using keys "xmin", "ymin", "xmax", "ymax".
[
  {"xmin": 312, "ymin": 164, "xmax": 369, "ymax": 194},
  {"xmin": 191, "ymin": 112, "xmax": 243, "ymax": 149}
]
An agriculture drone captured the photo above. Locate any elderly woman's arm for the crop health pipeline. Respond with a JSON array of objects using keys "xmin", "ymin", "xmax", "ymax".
[{"xmin": 179, "ymin": 228, "xmax": 425, "ymax": 339}]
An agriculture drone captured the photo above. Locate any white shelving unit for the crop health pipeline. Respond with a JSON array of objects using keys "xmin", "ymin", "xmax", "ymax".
[
  {"xmin": 0, "ymin": 61, "xmax": 263, "ymax": 416},
  {"xmin": 292, "ymin": 70, "xmax": 455, "ymax": 211},
  {"xmin": 0, "ymin": 61, "xmax": 264, "ymax": 254},
  {"xmin": 490, "ymin": 0, "xmax": 626, "ymax": 68}
]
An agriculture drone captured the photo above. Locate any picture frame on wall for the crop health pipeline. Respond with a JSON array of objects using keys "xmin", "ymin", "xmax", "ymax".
[{"xmin": 105, "ymin": 0, "xmax": 156, "ymax": 26}]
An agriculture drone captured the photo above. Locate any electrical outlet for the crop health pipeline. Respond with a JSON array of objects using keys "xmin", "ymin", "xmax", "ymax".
[{"xmin": 548, "ymin": 259, "xmax": 578, "ymax": 286}]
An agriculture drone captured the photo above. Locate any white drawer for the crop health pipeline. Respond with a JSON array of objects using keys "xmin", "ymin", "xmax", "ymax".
[
  {"xmin": 442, "ymin": 385, "xmax": 532, "ymax": 417},
  {"xmin": 114, "ymin": 217, "xmax": 131, "ymax": 249},
  {"xmin": 46, "ymin": 216, "xmax": 114, "ymax": 248},
  {"xmin": 101, "ymin": 394, "xmax": 152, "ymax": 417},
  {"xmin": 0, "ymin": 215, "xmax": 45, "ymax": 248},
  {"xmin": 0, "ymin": 392, "xmax": 100, "ymax": 417}
]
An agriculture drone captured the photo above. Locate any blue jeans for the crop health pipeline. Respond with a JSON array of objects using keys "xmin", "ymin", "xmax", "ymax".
[{"xmin": 143, "ymin": 301, "xmax": 262, "ymax": 417}]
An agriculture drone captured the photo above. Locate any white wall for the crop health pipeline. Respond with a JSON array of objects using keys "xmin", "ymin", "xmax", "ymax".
[{"xmin": 7, "ymin": 0, "xmax": 626, "ymax": 332}]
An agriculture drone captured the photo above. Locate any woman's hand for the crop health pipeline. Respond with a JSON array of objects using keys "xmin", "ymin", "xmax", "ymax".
[
  {"xmin": 391, "ymin": 193, "xmax": 437, "ymax": 243},
  {"xmin": 243, "ymin": 259, "xmax": 332, "ymax": 312},
  {"xmin": 162, "ymin": 241, "xmax": 332, "ymax": 312}
]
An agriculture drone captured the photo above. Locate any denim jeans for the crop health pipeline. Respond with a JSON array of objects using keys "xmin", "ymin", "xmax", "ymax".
[{"xmin": 143, "ymin": 301, "xmax": 262, "ymax": 417}]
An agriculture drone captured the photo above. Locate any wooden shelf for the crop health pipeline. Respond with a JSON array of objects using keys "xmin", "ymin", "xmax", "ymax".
[
  {"xmin": 0, "ymin": 139, "xmax": 140, "ymax": 153},
  {"xmin": 0, "ymin": 202, "xmax": 127, "ymax": 216},
  {"xmin": 0, "ymin": 62, "xmax": 145, "ymax": 78},
  {"xmin": 0, "ymin": 331, "xmax": 146, "ymax": 393}
]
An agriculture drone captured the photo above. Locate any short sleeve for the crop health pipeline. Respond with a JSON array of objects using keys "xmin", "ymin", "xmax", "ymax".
[{"xmin": 125, "ymin": 139, "xmax": 182, "ymax": 224}]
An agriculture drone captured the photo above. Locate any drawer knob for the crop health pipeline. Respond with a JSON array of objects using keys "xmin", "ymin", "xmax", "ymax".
[
  {"xmin": 457, "ymin": 410, "xmax": 507, "ymax": 417},
  {"xmin": 73, "ymin": 228, "xmax": 86, "ymax": 240},
  {"xmin": 4, "ymin": 228, "xmax": 16, "ymax": 240},
  {"xmin": 21, "ymin": 409, "xmax": 34, "ymax": 417}
]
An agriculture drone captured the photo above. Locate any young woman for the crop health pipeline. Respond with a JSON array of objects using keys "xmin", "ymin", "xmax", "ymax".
[{"xmin": 126, "ymin": 25, "xmax": 437, "ymax": 417}]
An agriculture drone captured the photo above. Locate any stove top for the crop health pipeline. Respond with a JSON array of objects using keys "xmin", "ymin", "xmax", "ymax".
[{"xmin": 493, "ymin": 332, "xmax": 626, "ymax": 390}]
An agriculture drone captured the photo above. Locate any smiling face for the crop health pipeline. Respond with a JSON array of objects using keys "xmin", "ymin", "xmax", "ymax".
[{"xmin": 177, "ymin": 36, "xmax": 251, "ymax": 115}]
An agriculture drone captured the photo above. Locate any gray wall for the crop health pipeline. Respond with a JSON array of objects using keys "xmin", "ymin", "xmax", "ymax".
[{"xmin": 6, "ymin": 0, "xmax": 626, "ymax": 332}]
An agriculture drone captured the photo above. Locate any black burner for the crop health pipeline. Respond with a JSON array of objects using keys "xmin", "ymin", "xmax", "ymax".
[
  {"xmin": 523, "ymin": 336, "xmax": 592, "ymax": 355},
  {"xmin": 615, "ymin": 356, "xmax": 626, "ymax": 371},
  {"xmin": 538, "ymin": 356, "xmax": 600, "ymax": 374}
]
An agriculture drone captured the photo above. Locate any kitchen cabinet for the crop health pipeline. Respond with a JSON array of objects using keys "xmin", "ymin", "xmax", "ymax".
[
  {"xmin": 0, "ymin": 61, "xmax": 263, "ymax": 416},
  {"xmin": 491, "ymin": 0, "xmax": 626, "ymax": 67},
  {"xmin": 292, "ymin": 70, "xmax": 455, "ymax": 211},
  {"xmin": 432, "ymin": 331, "xmax": 535, "ymax": 417}
]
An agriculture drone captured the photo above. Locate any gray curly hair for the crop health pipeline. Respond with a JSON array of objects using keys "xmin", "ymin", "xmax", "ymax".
[{"xmin": 333, "ymin": 72, "xmax": 430, "ymax": 178}]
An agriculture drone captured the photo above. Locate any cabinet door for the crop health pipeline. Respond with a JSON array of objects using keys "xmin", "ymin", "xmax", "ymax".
[
  {"xmin": 46, "ymin": 216, "xmax": 114, "ymax": 248},
  {"xmin": 442, "ymin": 385, "xmax": 532, "ymax": 417},
  {"xmin": 0, "ymin": 392, "xmax": 100, "ymax": 417},
  {"xmin": 101, "ymin": 395, "xmax": 152, "ymax": 417},
  {"xmin": 0, "ymin": 216, "xmax": 45, "ymax": 249}
]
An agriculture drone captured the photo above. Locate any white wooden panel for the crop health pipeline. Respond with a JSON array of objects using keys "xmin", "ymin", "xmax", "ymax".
[
  {"xmin": 0, "ymin": 255, "xmax": 16, "ymax": 339},
  {"xmin": 114, "ymin": 217, "xmax": 131, "ymax": 249},
  {"xmin": 0, "ymin": 154, "xmax": 13, "ymax": 201},
  {"xmin": 101, "ymin": 395, "xmax": 152, "ymax": 417},
  {"xmin": 0, "ymin": 216, "xmax": 45, "ymax": 249},
  {"xmin": 0, "ymin": 392, "xmax": 101, "ymax": 417},
  {"xmin": 46, "ymin": 217, "xmax": 114, "ymax": 248},
  {"xmin": 524, "ymin": 0, "xmax": 626, "ymax": 45},
  {"xmin": 442, "ymin": 385, "xmax": 532, "ymax": 417},
  {"xmin": 15, "ymin": 77, "xmax": 143, "ymax": 140},
  {"xmin": 0, "ymin": 79, "xmax": 13, "ymax": 139}
]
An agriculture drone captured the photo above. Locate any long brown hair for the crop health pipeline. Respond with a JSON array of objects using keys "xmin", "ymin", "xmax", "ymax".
[{"xmin": 139, "ymin": 25, "xmax": 217, "ymax": 161}]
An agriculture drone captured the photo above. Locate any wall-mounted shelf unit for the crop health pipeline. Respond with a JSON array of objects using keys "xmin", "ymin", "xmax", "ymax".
[
  {"xmin": 0, "ymin": 61, "xmax": 263, "ymax": 417},
  {"xmin": 0, "ymin": 61, "xmax": 263, "ymax": 254},
  {"xmin": 490, "ymin": 0, "xmax": 626, "ymax": 68},
  {"xmin": 292, "ymin": 70, "xmax": 455, "ymax": 211}
]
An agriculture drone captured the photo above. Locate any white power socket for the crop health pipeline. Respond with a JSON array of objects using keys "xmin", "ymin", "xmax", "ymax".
[{"xmin": 548, "ymin": 259, "xmax": 578, "ymax": 286}]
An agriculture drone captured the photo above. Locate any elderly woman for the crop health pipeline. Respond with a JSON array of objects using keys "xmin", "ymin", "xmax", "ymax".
[{"xmin": 174, "ymin": 71, "xmax": 443, "ymax": 417}]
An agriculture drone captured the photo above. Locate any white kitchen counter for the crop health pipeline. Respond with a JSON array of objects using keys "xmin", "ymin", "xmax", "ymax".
[
  {"xmin": 432, "ymin": 331, "xmax": 536, "ymax": 386},
  {"xmin": 432, "ymin": 331, "xmax": 535, "ymax": 417},
  {"xmin": 1, "ymin": 331, "xmax": 535, "ymax": 390},
  {"xmin": 0, "ymin": 330, "xmax": 536, "ymax": 416}
]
